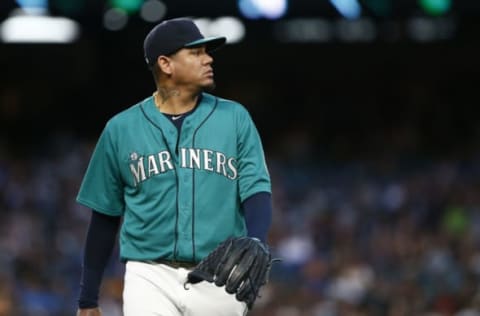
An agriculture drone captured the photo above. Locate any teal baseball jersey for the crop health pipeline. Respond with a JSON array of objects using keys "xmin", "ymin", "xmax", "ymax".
[{"xmin": 77, "ymin": 92, "xmax": 271, "ymax": 263}]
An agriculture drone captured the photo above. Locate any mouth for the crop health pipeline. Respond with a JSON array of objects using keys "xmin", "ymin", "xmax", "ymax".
[{"xmin": 205, "ymin": 69, "xmax": 214, "ymax": 77}]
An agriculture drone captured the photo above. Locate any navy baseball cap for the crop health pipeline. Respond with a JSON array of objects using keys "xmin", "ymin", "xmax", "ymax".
[{"xmin": 143, "ymin": 17, "xmax": 227, "ymax": 67}]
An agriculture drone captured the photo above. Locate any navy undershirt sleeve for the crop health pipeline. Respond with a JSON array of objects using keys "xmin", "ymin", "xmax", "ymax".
[
  {"xmin": 78, "ymin": 210, "xmax": 121, "ymax": 309},
  {"xmin": 242, "ymin": 192, "xmax": 272, "ymax": 243}
]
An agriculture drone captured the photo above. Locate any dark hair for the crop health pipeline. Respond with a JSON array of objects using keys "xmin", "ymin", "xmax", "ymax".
[{"xmin": 151, "ymin": 61, "xmax": 161, "ymax": 84}]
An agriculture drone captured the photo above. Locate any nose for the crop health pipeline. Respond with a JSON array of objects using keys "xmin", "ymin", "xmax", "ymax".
[{"xmin": 204, "ymin": 52, "xmax": 213, "ymax": 64}]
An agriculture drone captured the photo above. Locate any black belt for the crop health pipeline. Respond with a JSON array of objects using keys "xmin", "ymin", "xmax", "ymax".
[{"xmin": 151, "ymin": 259, "xmax": 197, "ymax": 269}]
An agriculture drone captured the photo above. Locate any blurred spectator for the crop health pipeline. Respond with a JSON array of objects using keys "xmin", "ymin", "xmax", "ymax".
[{"xmin": 2, "ymin": 130, "xmax": 480, "ymax": 315}]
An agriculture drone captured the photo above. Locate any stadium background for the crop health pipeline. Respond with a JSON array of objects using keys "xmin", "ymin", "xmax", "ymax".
[{"xmin": 1, "ymin": 0, "xmax": 480, "ymax": 315}]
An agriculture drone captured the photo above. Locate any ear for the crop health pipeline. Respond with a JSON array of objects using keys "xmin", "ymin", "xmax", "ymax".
[{"xmin": 157, "ymin": 56, "xmax": 173, "ymax": 75}]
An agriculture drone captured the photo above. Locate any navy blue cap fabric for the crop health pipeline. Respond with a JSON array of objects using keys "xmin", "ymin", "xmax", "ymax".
[{"xmin": 143, "ymin": 17, "xmax": 226, "ymax": 67}]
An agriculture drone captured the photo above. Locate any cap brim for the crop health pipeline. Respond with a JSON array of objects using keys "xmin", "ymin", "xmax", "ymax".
[{"xmin": 184, "ymin": 36, "xmax": 227, "ymax": 52}]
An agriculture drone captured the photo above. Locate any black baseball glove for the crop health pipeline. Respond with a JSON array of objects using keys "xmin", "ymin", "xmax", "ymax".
[{"xmin": 186, "ymin": 236, "xmax": 279, "ymax": 309}]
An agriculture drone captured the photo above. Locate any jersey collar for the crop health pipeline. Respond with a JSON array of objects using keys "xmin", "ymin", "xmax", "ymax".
[{"xmin": 141, "ymin": 92, "xmax": 217, "ymax": 131}]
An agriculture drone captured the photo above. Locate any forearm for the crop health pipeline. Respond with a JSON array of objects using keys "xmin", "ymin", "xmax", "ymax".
[
  {"xmin": 242, "ymin": 192, "xmax": 272, "ymax": 242},
  {"xmin": 78, "ymin": 210, "xmax": 121, "ymax": 308}
]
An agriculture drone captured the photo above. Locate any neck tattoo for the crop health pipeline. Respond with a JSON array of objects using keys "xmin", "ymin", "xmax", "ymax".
[{"xmin": 155, "ymin": 88, "xmax": 180, "ymax": 104}]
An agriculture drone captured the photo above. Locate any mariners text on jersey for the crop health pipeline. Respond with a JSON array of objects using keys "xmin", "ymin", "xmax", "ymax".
[{"xmin": 129, "ymin": 147, "xmax": 238, "ymax": 185}]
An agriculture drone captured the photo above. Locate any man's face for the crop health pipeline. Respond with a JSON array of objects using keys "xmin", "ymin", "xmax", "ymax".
[{"xmin": 168, "ymin": 45, "xmax": 216, "ymax": 91}]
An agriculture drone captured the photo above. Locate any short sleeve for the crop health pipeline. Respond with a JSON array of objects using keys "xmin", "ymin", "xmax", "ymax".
[
  {"xmin": 76, "ymin": 123, "xmax": 125, "ymax": 216},
  {"xmin": 236, "ymin": 107, "xmax": 271, "ymax": 202}
]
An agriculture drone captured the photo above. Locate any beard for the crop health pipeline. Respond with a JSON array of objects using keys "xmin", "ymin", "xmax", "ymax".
[{"xmin": 202, "ymin": 80, "xmax": 216, "ymax": 92}]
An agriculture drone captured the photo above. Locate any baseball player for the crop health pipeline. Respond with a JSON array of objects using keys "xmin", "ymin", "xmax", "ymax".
[{"xmin": 76, "ymin": 17, "xmax": 272, "ymax": 316}]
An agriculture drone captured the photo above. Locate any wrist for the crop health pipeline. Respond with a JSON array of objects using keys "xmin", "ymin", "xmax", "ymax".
[{"xmin": 78, "ymin": 267, "xmax": 103, "ymax": 308}]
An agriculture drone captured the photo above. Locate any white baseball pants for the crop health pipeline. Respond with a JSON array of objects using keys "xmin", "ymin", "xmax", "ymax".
[{"xmin": 123, "ymin": 261, "xmax": 248, "ymax": 316}]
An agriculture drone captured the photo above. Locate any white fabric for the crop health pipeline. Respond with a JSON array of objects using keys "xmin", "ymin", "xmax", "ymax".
[{"xmin": 123, "ymin": 261, "xmax": 247, "ymax": 316}]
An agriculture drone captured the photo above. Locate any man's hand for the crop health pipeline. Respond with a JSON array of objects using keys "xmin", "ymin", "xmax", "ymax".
[
  {"xmin": 186, "ymin": 236, "xmax": 279, "ymax": 310},
  {"xmin": 76, "ymin": 308, "xmax": 102, "ymax": 316}
]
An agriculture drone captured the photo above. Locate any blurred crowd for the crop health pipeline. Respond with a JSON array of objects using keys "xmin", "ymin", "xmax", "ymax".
[{"xmin": 1, "ymin": 131, "xmax": 480, "ymax": 316}]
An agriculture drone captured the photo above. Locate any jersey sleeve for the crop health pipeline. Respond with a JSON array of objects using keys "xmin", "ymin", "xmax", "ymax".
[
  {"xmin": 77, "ymin": 123, "xmax": 125, "ymax": 216},
  {"xmin": 236, "ymin": 107, "xmax": 271, "ymax": 202}
]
